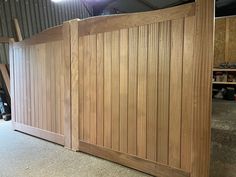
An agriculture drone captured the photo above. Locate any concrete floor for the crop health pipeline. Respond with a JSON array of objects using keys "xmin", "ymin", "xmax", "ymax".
[
  {"xmin": 211, "ymin": 99, "xmax": 236, "ymax": 177},
  {"xmin": 0, "ymin": 120, "xmax": 150, "ymax": 177}
]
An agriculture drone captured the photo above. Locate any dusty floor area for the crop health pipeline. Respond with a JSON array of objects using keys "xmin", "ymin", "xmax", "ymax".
[
  {"xmin": 0, "ymin": 120, "xmax": 150, "ymax": 177},
  {"xmin": 211, "ymin": 99, "xmax": 236, "ymax": 177}
]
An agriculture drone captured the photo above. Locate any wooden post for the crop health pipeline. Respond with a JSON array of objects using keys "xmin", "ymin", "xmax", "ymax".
[
  {"xmin": 192, "ymin": 0, "xmax": 214, "ymax": 177},
  {"xmin": 70, "ymin": 19, "xmax": 80, "ymax": 151},
  {"xmin": 13, "ymin": 18, "xmax": 23, "ymax": 42},
  {"xmin": 63, "ymin": 21, "xmax": 72, "ymax": 149},
  {"xmin": 9, "ymin": 39, "xmax": 16, "ymax": 125}
]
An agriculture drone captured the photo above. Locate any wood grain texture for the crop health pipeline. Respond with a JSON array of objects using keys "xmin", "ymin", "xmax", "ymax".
[
  {"xmin": 214, "ymin": 16, "xmax": 236, "ymax": 66},
  {"xmin": 157, "ymin": 21, "xmax": 171, "ymax": 164},
  {"xmin": 74, "ymin": 6, "xmax": 197, "ymax": 174},
  {"xmin": 19, "ymin": 48, "xmax": 24, "ymax": 124},
  {"xmin": 55, "ymin": 42, "xmax": 61, "ymax": 134},
  {"xmin": 225, "ymin": 18, "xmax": 230, "ymax": 62},
  {"xmin": 14, "ymin": 18, "xmax": 23, "ymax": 41},
  {"xmin": 111, "ymin": 30, "xmax": 120, "ymax": 151},
  {"xmin": 11, "ymin": 24, "xmax": 67, "ymax": 146},
  {"xmin": 128, "ymin": 27, "xmax": 138, "ymax": 156},
  {"xmin": 192, "ymin": 0, "xmax": 214, "ymax": 177},
  {"xmin": 181, "ymin": 16, "xmax": 195, "ymax": 172},
  {"xmin": 137, "ymin": 25, "xmax": 148, "ymax": 159},
  {"xmin": 13, "ymin": 25, "xmax": 63, "ymax": 47},
  {"xmin": 79, "ymin": 36, "xmax": 84, "ymax": 141},
  {"xmin": 79, "ymin": 141, "xmax": 190, "ymax": 177},
  {"xmin": 78, "ymin": 3, "xmax": 195, "ymax": 36},
  {"xmin": 11, "ymin": 3, "xmax": 213, "ymax": 176},
  {"xmin": 90, "ymin": 34, "xmax": 97, "ymax": 145},
  {"xmin": 41, "ymin": 44, "xmax": 47, "ymax": 131},
  {"xmin": 119, "ymin": 29, "xmax": 128, "ymax": 153},
  {"xmin": 83, "ymin": 35, "xmax": 91, "ymax": 143},
  {"xmin": 63, "ymin": 22, "xmax": 71, "ymax": 148},
  {"xmin": 13, "ymin": 122, "xmax": 64, "ymax": 145},
  {"xmin": 96, "ymin": 33, "xmax": 104, "ymax": 146},
  {"xmin": 214, "ymin": 18, "xmax": 226, "ymax": 67},
  {"xmin": 169, "ymin": 18, "xmax": 184, "ymax": 168},
  {"xmin": 147, "ymin": 23, "xmax": 158, "ymax": 162},
  {"xmin": 46, "ymin": 43, "xmax": 52, "ymax": 131},
  {"xmin": 104, "ymin": 32, "xmax": 112, "ymax": 148},
  {"xmin": 30, "ymin": 46, "xmax": 36, "ymax": 127},
  {"xmin": 228, "ymin": 17, "xmax": 236, "ymax": 63},
  {"xmin": 70, "ymin": 20, "xmax": 79, "ymax": 151}
]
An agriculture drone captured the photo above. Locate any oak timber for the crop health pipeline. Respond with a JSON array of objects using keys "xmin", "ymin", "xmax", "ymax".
[{"xmin": 79, "ymin": 141, "xmax": 190, "ymax": 177}]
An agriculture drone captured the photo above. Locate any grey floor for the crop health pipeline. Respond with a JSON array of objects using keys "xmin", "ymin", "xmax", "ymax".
[
  {"xmin": 0, "ymin": 120, "xmax": 150, "ymax": 177},
  {"xmin": 211, "ymin": 99, "xmax": 236, "ymax": 177}
]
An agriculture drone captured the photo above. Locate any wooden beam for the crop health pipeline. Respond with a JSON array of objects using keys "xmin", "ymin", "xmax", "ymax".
[
  {"xmin": 79, "ymin": 141, "xmax": 190, "ymax": 177},
  {"xmin": 13, "ymin": 18, "xmax": 23, "ymax": 42},
  {"xmin": 0, "ymin": 37, "xmax": 14, "ymax": 43},
  {"xmin": 13, "ymin": 25, "xmax": 62, "ymax": 48},
  {"xmin": 0, "ymin": 64, "xmax": 10, "ymax": 96},
  {"xmin": 78, "ymin": 3, "xmax": 195, "ymax": 36},
  {"xmin": 192, "ymin": 0, "xmax": 214, "ymax": 177},
  {"xmin": 13, "ymin": 122, "xmax": 65, "ymax": 145}
]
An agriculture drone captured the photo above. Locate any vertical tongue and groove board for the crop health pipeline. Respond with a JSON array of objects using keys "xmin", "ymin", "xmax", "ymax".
[{"xmin": 68, "ymin": 1, "xmax": 214, "ymax": 177}]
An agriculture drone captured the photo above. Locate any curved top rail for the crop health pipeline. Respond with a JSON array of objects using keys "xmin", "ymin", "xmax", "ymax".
[
  {"xmin": 13, "ymin": 25, "xmax": 63, "ymax": 48},
  {"xmin": 77, "ymin": 2, "xmax": 195, "ymax": 36},
  {"xmin": 216, "ymin": 15, "xmax": 236, "ymax": 19},
  {"xmin": 13, "ymin": 2, "xmax": 195, "ymax": 47}
]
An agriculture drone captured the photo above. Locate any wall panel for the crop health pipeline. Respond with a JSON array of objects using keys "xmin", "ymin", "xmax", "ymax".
[{"xmin": 214, "ymin": 16, "xmax": 236, "ymax": 67}]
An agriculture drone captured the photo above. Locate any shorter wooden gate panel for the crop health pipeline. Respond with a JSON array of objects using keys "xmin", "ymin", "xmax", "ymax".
[{"xmin": 10, "ymin": 26, "xmax": 67, "ymax": 145}]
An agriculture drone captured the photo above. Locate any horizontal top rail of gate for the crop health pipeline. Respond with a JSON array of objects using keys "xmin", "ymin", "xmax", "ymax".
[
  {"xmin": 77, "ymin": 2, "xmax": 195, "ymax": 36},
  {"xmin": 13, "ymin": 25, "xmax": 63, "ymax": 48}
]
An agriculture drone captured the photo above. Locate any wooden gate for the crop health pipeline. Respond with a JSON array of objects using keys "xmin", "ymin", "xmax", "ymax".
[
  {"xmin": 66, "ymin": 0, "xmax": 214, "ymax": 177},
  {"xmin": 10, "ymin": 0, "xmax": 214, "ymax": 176},
  {"xmin": 10, "ymin": 26, "xmax": 68, "ymax": 145}
]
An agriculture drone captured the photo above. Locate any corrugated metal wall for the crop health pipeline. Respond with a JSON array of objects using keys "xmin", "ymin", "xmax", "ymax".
[{"xmin": 0, "ymin": 0, "xmax": 93, "ymax": 64}]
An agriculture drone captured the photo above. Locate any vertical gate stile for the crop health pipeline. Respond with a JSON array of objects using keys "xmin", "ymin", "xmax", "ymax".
[
  {"xmin": 191, "ymin": 0, "xmax": 214, "ymax": 177},
  {"xmin": 70, "ymin": 19, "xmax": 80, "ymax": 151},
  {"xmin": 63, "ymin": 21, "xmax": 72, "ymax": 149}
]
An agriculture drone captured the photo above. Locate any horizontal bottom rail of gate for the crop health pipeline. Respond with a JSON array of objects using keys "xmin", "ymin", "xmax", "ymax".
[
  {"xmin": 13, "ymin": 122, "xmax": 64, "ymax": 145},
  {"xmin": 79, "ymin": 141, "xmax": 190, "ymax": 177}
]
